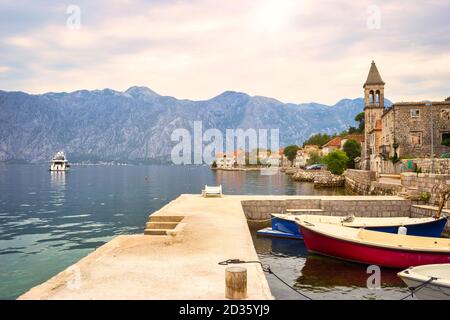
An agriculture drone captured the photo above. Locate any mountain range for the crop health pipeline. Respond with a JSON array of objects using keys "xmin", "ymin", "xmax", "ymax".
[{"xmin": 0, "ymin": 87, "xmax": 389, "ymax": 163}]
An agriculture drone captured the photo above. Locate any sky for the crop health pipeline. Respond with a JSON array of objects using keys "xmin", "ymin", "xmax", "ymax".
[{"xmin": 0, "ymin": 0, "xmax": 449, "ymax": 104}]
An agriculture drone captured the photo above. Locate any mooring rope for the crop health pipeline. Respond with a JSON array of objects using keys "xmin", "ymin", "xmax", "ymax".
[
  {"xmin": 399, "ymin": 276, "xmax": 437, "ymax": 300},
  {"xmin": 220, "ymin": 259, "xmax": 443, "ymax": 301},
  {"xmin": 218, "ymin": 259, "xmax": 313, "ymax": 300}
]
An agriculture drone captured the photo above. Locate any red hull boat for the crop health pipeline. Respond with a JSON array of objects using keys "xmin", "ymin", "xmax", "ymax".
[{"xmin": 298, "ymin": 221, "xmax": 450, "ymax": 269}]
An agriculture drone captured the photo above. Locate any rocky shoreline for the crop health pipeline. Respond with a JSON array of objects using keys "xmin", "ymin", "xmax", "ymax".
[{"xmin": 290, "ymin": 169, "xmax": 345, "ymax": 188}]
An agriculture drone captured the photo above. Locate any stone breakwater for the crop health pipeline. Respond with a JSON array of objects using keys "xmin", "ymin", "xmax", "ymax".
[{"xmin": 291, "ymin": 169, "xmax": 345, "ymax": 188}]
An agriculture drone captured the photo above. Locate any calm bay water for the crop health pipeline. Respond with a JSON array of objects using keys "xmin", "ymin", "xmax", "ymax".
[{"xmin": 0, "ymin": 164, "xmax": 408, "ymax": 299}]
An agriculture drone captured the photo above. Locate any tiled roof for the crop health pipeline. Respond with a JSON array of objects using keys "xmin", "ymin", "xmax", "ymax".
[
  {"xmin": 322, "ymin": 137, "xmax": 342, "ymax": 148},
  {"xmin": 343, "ymin": 134, "xmax": 365, "ymax": 142}
]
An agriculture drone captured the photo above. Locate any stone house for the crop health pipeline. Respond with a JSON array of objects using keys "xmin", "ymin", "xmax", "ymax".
[
  {"xmin": 293, "ymin": 149, "xmax": 310, "ymax": 168},
  {"xmin": 303, "ymin": 144, "xmax": 320, "ymax": 154},
  {"xmin": 380, "ymin": 102, "xmax": 450, "ymax": 160},
  {"xmin": 362, "ymin": 61, "xmax": 450, "ymax": 173},
  {"xmin": 215, "ymin": 150, "xmax": 245, "ymax": 168},
  {"xmin": 321, "ymin": 137, "xmax": 342, "ymax": 156},
  {"xmin": 321, "ymin": 134, "xmax": 364, "ymax": 157},
  {"xmin": 293, "ymin": 145, "xmax": 321, "ymax": 168}
]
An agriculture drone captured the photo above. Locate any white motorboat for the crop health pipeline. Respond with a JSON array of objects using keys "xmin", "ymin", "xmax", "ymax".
[
  {"xmin": 49, "ymin": 150, "xmax": 70, "ymax": 171},
  {"xmin": 398, "ymin": 264, "xmax": 450, "ymax": 300}
]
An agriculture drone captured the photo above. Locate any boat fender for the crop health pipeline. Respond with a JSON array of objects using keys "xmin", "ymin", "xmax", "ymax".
[{"xmin": 398, "ymin": 226, "xmax": 407, "ymax": 235}]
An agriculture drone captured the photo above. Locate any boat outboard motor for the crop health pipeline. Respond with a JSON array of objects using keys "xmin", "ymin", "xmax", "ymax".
[{"xmin": 398, "ymin": 226, "xmax": 407, "ymax": 235}]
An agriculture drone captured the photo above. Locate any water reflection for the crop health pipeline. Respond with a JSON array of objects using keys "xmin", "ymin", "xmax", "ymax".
[
  {"xmin": 296, "ymin": 255, "xmax": 404, "ymax": 290},
  {"xmin": 250, "ymin": 226, "xmax": 409, "ymax": 299},
  {"xmin": 50, "ymin": 171, "xmax": 66, "ymax": 188},
  {"xmin": 50, "ymin": 172, "xmax": 66, "ymax": 208}
]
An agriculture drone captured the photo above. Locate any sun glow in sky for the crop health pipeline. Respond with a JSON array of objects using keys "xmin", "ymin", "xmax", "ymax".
[{"xmin": 0, "ymin": 0, "xmax": 449, "ymax": 104}]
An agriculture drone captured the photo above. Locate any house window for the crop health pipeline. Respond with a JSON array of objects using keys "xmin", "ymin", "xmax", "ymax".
[
  {"xmin": 410, "ymin": 132, "xmax": 423, "ymax": 146},
  {"xmin": 442, "ymin": 132, "xmax": 450, "ymax": 147},
  {"xmin": 410, "ymin": 109, "xmax": 420, "ymax": 118},
  {"xmin": 441, "ymin": 109, "xmax": 450, "ymax": 120}
]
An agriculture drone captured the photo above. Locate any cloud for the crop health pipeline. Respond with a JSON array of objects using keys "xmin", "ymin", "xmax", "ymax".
[{"xmin": 0, "ymin": 0, "xmax": 449, "ymax": 104}]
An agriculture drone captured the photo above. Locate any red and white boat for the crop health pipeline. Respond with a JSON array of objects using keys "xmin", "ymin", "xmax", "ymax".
[{"xmin": 297, "ymin": 220, "xmax": 450, "ymax": 269}]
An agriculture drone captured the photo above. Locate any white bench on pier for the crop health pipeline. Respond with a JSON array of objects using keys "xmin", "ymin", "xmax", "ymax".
[{"xmin": 202, "ymin": 185, "xmax": 223, "ymax": 197}]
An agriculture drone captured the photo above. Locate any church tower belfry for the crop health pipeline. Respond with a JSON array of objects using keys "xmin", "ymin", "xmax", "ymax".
[
  {"xmin": 363, "ymin": 60, "xmax": 385, "ymax": 170},
  {"xmin": 364, "ymin": 60, "xmax": 385, "ymax": 109}
]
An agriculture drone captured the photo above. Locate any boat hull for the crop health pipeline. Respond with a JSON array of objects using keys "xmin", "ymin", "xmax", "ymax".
[
  {"xmin": 300, "ymin": 225, "xmax": 450, "ymax": 269},
  {"xmin": 256, "ymin": 216, "xmax": 303, "ymax": 240},
  {"xmin": 399, "ymin": 277, "xmax": 450, "ymax": 300},
  {"xmin": 398, "ymin": 264, "xmax": 450, "ymax": 299},
  {"xmin": 257, "ymin": 215, "xmax": 447, "ymax": 240},
  {"xmin": 365, "ymin": 217, "xmax": 447, "ymax": 238},
  {"xmin": 256, "ymin": 227, "xmax": 302, "ymax": 240}
]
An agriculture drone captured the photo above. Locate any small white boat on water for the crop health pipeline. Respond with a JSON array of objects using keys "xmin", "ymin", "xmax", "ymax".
[
  {"xmin": 398, "ymin": 264, "xmax": 450, "ymax": 300},
  {"xmin": 49, "ymin": 150, "xmax": 70, "ymax": 171}
]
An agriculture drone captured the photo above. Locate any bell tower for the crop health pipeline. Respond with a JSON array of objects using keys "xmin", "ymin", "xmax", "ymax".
[{"xmin": 363, "ymin": 60, "xmax": 385, "ymax": 170}]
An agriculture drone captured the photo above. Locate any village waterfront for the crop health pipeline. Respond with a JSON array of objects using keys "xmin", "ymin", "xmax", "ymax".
[{"xmin": 0, "ymin": 164, "xmax": 410, "ymax": 299}]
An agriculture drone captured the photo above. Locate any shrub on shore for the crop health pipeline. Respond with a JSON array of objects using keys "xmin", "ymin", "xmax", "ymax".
[{"xmin": 322, "ymin": 150, "xmax": 349, "ymax": 175}]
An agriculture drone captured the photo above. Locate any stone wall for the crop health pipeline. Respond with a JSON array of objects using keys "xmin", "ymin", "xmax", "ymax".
[
  {"xmin": 241, "ymin": 199, "xmax": 321, "ymax": 220},
  {"xmin": 345, "ymin": 169, "xmax": 450, "ymax": 206},
  {"xmin": 401, "ymin": 172, "xmax": 450, "ymax": 207},
  {"xmin": 390, "ymin": 102, "xmax": 450, "ymax": 159},
  {"xmin": 320, "ymin": 198, "xmax": 411, "ymax": 217},
  {"xmin": 365, "ymin": 181, "xmax": 404, "ymax": 195},
  {"xmin": 242, "ymin": 197, "xmax": 411, "ymax": 220},
  {"xmin": 343, "ymin": 169, "xmax": 376, "ymax": 194},
  {"xmin": 400, "ymin": 158, "xmax": 450, "ymax": 174}
]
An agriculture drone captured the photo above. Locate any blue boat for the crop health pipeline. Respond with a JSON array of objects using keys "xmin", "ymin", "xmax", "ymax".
[{"xmin": 256, "ymin": 214, "xmax": 448, "ymax": 240}]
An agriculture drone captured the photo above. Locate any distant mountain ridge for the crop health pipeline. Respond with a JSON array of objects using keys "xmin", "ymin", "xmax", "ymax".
[{"xmin": 0, "ymin": 87, "xmax": 390, "ymax": 163}]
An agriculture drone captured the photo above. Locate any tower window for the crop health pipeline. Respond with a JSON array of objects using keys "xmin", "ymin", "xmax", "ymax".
[
  {"xmin": 410, "ymin": 109, "xmax": 420, "ymax": 118},
  {"xmin": 410, "ymin": 131, "xmax": 423, "ymax": 146}
]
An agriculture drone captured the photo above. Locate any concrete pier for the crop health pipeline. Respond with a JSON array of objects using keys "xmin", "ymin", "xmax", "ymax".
[
  {"xmin": 18, "ymin": 194, "xmax": 445, "ymax": 299},
  {"xmin": 19, "ymin": 194, "xmax": 273, "ymax": 300}
]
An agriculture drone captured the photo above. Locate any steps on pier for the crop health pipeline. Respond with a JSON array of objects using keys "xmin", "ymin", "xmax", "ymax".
[
  {"xmin": 148, "ymin": 215, "xmax": 184, "ymax": 222},
  {"xmin": 144, "ymin": 215, "xmax": 184, "ymax": 236},
  {"xmin": 145, "ymin": 222, "xmax": 178, "ymax": 229},
  {"xmin": 144, "ymin": 229, "xmax": 168, "ymax": 235}
]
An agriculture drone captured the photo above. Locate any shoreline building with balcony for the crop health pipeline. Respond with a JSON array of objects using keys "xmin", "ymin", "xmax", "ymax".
[{"xmin": 362, "ymin": 61, "xmax": 450, "ymax": 173}]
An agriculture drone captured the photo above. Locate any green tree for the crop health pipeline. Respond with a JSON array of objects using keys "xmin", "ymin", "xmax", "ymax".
[
  {"xmin": 347, "ymin": 126, "xmax": 359, "ymax": 134},
  {"xmin": 303, "ymin": 133, "xmax": 334, "ymax": 147},
  {"xmin": 342, "ymin": 139, "xmax": 361, "ymax": 169},
  {"xmin": 307, "ymin": 151, "xmax": 323, "ymax": 166},
  {"xmin": 322, "ymin": 150, "xmax": 349, "ymax": 175},
  {"xmin": 445, "ymin": 96, "xmax": 450, "ymax": 101},
  {"xmin": 283, "ymin": 145, "xmax": 299, "ymax": 165},
  {"xmin": 354, "ymin": 112, "xmax": 365, "ymax": 133}
]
